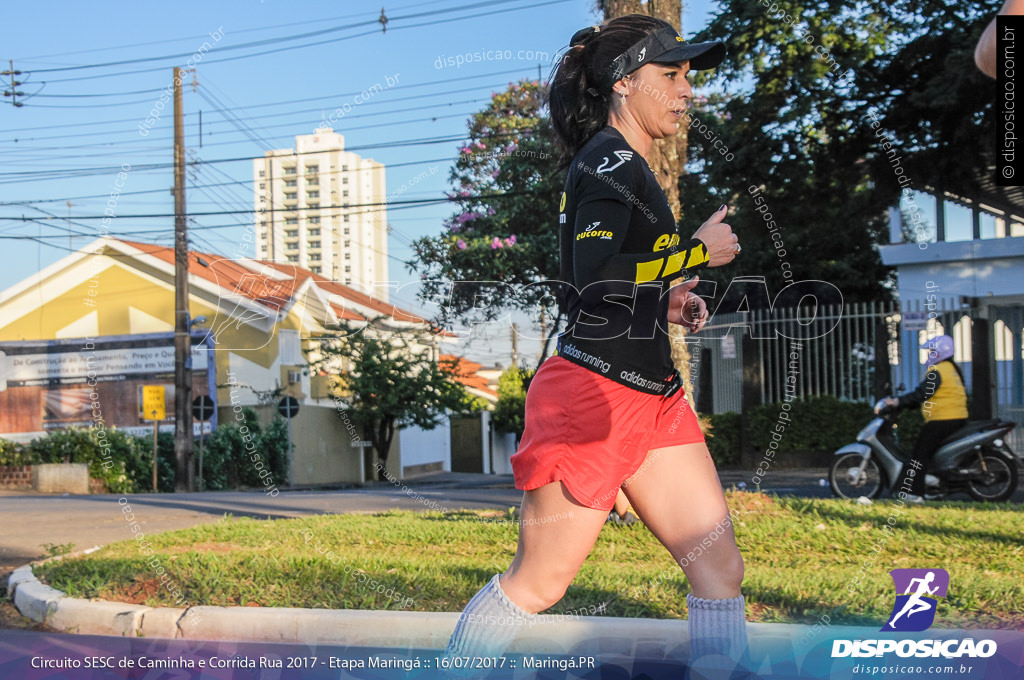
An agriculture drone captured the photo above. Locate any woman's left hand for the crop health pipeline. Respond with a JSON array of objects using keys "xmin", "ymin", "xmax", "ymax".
[{"xmin": 667, "ymin": 277, "xmax": 708, "ymax": 332}]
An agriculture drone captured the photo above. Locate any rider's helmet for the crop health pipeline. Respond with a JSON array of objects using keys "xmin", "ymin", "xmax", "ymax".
[{"xmin": 921, "ymin": 334, "xmax": 954, "ymax": 366}]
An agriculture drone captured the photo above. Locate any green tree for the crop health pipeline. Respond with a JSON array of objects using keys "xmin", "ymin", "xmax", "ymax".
[
  {"xmin": 305, "ymin": 318, "xmax": 475, "ymax": 480},
  {"xmin": 491, "ymin": 365, "xmax": 535, "ymax": 437},
  {"xmin": 683, "ymin": 1, "xmax": 1001, "ymax": 304},
  {"xmin": 681, "ymin": 0, "xmax": 898, "ymax": 304},
  {"xmin": 409, "ymin": 80, "xmax": 564, "ymax": 359},
  {"xmin": 849, "ymin": 1, "xmax": 999, "ymax": 207}
]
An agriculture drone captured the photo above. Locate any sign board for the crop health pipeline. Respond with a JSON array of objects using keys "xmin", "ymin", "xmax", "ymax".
[
  {"xmin": 721, "ymin": 334, "xmax": 737, "ymax": 360},
  {"xmin": 278, "ymin": 396, "xmax": 300, "ymax": 418},
  {"xmin": 141, "ymin": 385, "xmax": 166, "ymax": 421},
  {"xmin": 192, "ymin": 395, "xmax": 215, "ymax": 421},
  {"xmin": 0, "ymin": 334, "xmax": 210, "ymax": 442},
  {"xmin": 2, "ymin": 345, "xmax": 208, "ymax": 386}
]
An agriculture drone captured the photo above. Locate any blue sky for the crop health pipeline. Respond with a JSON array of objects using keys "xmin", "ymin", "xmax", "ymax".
[{"xmin": 0, "ymin": 0, "xmax": 718, "ymax": 366}]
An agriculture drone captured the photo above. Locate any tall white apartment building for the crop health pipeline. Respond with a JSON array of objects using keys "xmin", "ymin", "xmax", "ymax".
[{"xmin": 253, "ymin": 127, "xmax": 388, "ymax": 296}]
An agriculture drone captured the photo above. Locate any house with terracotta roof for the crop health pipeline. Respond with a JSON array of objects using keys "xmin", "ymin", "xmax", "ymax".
[
  {"xmin": 440, "ymin": 355, "xmax": 499, "ymax": 405},
  {"xmin": 0, "ymin": 237, "xmax": 464, "ymax": 484}
]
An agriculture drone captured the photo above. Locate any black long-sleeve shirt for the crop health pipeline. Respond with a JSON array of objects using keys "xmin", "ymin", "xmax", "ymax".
[{"xmin": 555, "ymin": 126, "xmax": 709, "ymax": 395}]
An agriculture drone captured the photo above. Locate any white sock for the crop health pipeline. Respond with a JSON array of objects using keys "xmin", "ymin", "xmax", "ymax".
[
  {"xmin": 444, "ymin": 574, "xmax": 535, "ymax": 660},
  {"xmin": 687, "ymin": 593, "xmax": 750, "ymax": 678}
]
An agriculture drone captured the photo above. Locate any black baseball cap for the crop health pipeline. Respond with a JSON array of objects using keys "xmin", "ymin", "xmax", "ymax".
[{"xmin": 601, "ymin": 25, "xmax": 725, "ymax": 89}]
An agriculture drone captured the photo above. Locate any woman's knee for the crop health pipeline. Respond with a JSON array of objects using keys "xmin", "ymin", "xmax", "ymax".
[{"xmin": 684, "ymin": 545, "xmax": 744, "ymax": 596}]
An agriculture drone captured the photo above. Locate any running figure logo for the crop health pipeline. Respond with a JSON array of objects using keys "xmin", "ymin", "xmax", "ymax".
[
  {"xmin": 596, "ymin": 150, "xmax": 634, "ymax": 174},
  {"xmin": 881, "ymin": 568, "xmax": 949, "ymax": 632}
]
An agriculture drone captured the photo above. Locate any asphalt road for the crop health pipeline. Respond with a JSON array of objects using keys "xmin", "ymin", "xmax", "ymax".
[
  {"xmin": 0, "ymin": 475, "xmax": 522, "ymax": 573},
  {"xmin": 2, "ymin": 466, "xmax": 1019, "ymax": 573}
]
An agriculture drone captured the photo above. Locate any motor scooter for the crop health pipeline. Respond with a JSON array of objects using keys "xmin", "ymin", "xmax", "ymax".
[{"xmin": 829, "ymin": 398, "xmax": 1019, "ymax": 502}]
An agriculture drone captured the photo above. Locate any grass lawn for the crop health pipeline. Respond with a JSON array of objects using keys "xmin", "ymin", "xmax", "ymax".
[{"xmin": 34, "ymin": 492, "xmax": 1024, "ymax": 629}]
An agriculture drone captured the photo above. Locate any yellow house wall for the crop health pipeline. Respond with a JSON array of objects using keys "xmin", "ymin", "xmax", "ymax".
[
  {"xmin": 2, "ymin": 252, "xmax": 408, "ymax": 485},
  {"xmin": 0, "ymin": 262, "xmax": 268, "ymax": 350}
]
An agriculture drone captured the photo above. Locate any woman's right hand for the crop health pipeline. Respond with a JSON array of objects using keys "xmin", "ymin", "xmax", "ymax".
[{"xmin": 692, "ymin": 204, "xmax": 740, "ymax": 267}]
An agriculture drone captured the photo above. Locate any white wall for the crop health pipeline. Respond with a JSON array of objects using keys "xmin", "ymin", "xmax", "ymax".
[
  {"xmin": 491, "ymin": 429, "xmax": 518, "ymax": 476},
  {"xmin": 398, "ymin": 414, "xmax": 451, "ymax": 475}
]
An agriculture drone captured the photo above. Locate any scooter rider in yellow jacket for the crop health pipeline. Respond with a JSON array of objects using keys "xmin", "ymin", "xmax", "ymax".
[{"xmin": 880, "ymin": 334, "xmax": 968, "ymax": 503}]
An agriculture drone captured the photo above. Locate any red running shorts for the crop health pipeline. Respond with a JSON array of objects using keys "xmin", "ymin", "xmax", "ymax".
[{"xmin": 510, "ymin": 355, "xmax": 705, "ymax": 511}]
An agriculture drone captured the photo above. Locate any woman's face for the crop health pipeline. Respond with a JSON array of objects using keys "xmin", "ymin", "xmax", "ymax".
[{"xmin": 618, "ymin": 61, "xmax": 692, "ymax": 140}]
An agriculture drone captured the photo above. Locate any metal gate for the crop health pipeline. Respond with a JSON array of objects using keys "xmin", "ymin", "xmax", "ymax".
[
  {"xmin": 698, "ymin": 302, "xmax": 896, "ymax": 412},
  {"xmin": 697, "ymin": 300, "xmax": 1024, "ymax": 453},
  {"xmin": 450, "ymin": 415, "xmax": 484, "ymax": 473},
  {"xmin": 991, "ymin": 305, "xmax": 1024, "ymax": 452}
]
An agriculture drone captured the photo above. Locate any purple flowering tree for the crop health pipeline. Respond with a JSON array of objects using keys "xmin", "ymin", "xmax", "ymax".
[{"xmin": 408, "ymin": 80, "xmax": 564, "ymax": 363}]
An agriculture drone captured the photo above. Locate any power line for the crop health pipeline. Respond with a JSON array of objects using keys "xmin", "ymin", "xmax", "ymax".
[
  {"xmin": 0, "ymin": 188, "xmax": 539, "ymax": 222},
  {"xmin": 23, "ymin": 13, "xmax": 374, "ymax": 72},
  {"xmin": 29, "ymin": 87, "xmax": 165, "ymax": 98},
  {"xmin": 0, "ymin": 129, "xmax": 529, "ymax": 184},
  {"xmin": 0, "ymin": 67, "xmax": 530, "ymax": 137},
  {"xmin": 20, "ymin": 0, "xmax": 564, "ymax": 84},
  {"xmin": 186, "ymin": 153, "xmax": 253, "ymax": 232},
  {"xmin": 0, "ymin": 206, "xmax": 95, "ymax": 238},
  {"xmin": 196, "ymin": 86, "xmax": 274, "ymax": 152},
  {"xmin": 23, "ymin": 97, "xmax": 166, "ymax": 109},
  {"xmin": 0, "ymin": 75, "xmax": 526, "ymax": 174},
  {"xmin": 0, "ymin": 155, "xmax": 457, "ymax": 206},
  {"xmin": 14, "ymin": 0, "xmax": 462, "ymax": 62},
  {"xmin": 0, "ymin": 106, "xmax": 483, "ymax": 159}
]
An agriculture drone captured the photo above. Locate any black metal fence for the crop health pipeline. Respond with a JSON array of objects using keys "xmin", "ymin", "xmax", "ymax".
[{"xmin": 693, "ymin": 299, "xmax": 1023, "ymax": 452}]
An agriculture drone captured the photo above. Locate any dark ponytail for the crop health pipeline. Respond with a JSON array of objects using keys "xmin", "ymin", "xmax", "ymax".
[{"xmin": 547, "ymin": 14, "xmax": 672, "ymax": 168}]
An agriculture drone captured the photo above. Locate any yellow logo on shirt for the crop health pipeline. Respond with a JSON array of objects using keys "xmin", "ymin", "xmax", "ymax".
[
  {"xmin": 577, "ymin": 230, "xmax": 613, "ymax": 240},
  {"xmin": 559, "ymin": 192, "xmax": 566, "ymax": 212},
  {"xmin": 653, "ymin": 233, "xmax": 680, "ymax": 251}
]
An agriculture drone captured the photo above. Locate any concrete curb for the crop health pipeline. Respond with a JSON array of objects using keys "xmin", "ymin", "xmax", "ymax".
[
  {"xmin": 8, "ymin": 562, "xmax": 1002, "ymax": 653},
  {"xmin": 5, "ymin": 559, "xmax": 869, "ymax": 653},
  {"xmin": 6, "ymin": 561, "xmax": 1007, "ymax": 655}
]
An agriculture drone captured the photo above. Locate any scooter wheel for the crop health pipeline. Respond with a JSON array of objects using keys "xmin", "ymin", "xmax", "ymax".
[
  {"xmin": 829, "ymin": 453, "xmax": 884, "ymax": 500},
  {"xmin": 965, "ymin": 448, "xmax": 1019, "ymax": 502}
]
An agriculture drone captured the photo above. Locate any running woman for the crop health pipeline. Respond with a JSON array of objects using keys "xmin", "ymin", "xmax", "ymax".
[{"xmin": 444, "ymin": 14, "xmax": 748, "ymax": 674}]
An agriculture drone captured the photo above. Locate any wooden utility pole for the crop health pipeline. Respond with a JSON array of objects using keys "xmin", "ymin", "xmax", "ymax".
[
  {"xmin": 2, "ymin": 60, "xmax": 24, "ymax": 107},
  {"xmin": 173, "ymin": 67, "xmax": 195, "ymax": 492},
  {"xmin": 599, "ymin": 0, "xmax": 698, "ymax": 399}
]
